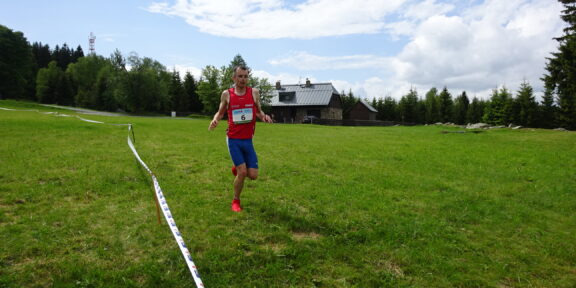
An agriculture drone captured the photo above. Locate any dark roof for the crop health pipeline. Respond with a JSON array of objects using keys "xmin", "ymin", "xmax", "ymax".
[
  {"xmin": 271, "ymin": 83, "xmax": 339, "ymax": 106},
  {"xmin": 359, "ymin": 99, "xmax": 378, "ymax": 113}
]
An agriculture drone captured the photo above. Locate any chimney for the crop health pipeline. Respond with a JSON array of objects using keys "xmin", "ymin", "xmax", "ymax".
[
  {"xmin": 275, "ymin": 80, "xmax": 281, "ymax": 90},
  {"xmin": 305, "ymin": 78, "xmax": 311, "ymax": 87}
]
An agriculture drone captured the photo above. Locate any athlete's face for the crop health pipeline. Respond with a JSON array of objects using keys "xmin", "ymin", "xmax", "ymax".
[{"xmin": 233, "ymin": 68, "xmax": 249, "ymax": 88}]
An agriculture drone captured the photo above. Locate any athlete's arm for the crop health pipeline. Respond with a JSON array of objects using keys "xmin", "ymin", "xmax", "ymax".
[
  {"xmin": 209, "ymin": 90, "xmax": 230, "ymax": 130},
  {"xmin": 253, "ymin": 88, "xmax": 273, "ymax": 123}
]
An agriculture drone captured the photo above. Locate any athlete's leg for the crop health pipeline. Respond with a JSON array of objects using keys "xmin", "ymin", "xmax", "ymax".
[
  {"xmin": 228, "ymin": 138, "xmax": 247, "ymax": 209},
  {"xmin": 233, "ymin": 163, "xmax": 248, "ymax": 200},
  {"xmin": 244, "ymin": 139, "xmax": 259, "ymax": 180},
  {"xmin": 247, "ymin": 168, "xmax": 258, "ymax": 180}
]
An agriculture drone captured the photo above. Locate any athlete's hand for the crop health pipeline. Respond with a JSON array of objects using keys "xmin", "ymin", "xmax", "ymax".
[
  {"xmin": 209, "ymin": 119, "xmax": 218, "ymax": 131},
  {"xmin": 263, "ymin": 114, "xmax": 273, "ymax": 123}
]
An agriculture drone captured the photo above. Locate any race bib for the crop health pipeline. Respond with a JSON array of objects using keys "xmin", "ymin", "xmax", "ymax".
[{"xmin": 232, "ymin": 108, "xmax": 253, "ymax": 124}]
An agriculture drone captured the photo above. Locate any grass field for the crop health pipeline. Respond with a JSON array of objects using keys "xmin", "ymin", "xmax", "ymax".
[{"xmin": 1, "ymin": 99, "xmax": 575, "ymax": 287}]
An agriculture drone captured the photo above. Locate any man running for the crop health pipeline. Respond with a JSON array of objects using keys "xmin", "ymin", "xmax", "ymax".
[{"xmin": 208, "ymin": 66, "xmax": 273, "ymax": 212}]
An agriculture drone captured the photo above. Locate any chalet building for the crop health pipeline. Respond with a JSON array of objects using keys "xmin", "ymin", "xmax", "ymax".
[
  {"xmin": 349, "ymin": 99, "xmax": 378, "ymax": 121},
  {"xmin": 270, "ymin": 79, "xmax": 343, "ymax": 123}
]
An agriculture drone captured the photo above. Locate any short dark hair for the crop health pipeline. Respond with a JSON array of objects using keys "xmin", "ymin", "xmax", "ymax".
[{"xmin": 233, "ymin": 65, "xmax": 250, "ymax": 76}]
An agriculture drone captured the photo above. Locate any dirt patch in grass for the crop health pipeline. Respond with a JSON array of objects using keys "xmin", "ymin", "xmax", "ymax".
[
  {"xmin": 383, "ymin": 260, "xmax": 404, "ymax": 277},
  {"xmin": 262, "ymin": 242, "xmax": 287, "ymax": 254},
  {"xmin": 292, "ymin": 231, "xmax": 322, "ymax": 241}
]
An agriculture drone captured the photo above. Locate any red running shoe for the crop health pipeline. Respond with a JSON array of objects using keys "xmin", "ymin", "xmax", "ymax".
[
  {"xmin": 231, "ymin": 166, "xmax": 237, "ymax": 176},
  {"xmin": 231, "ymin": 199, "xmax": 242, "ymax": 212}
]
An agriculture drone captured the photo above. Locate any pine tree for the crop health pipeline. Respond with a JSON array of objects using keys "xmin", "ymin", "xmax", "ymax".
[
  {"xmin": 515, "ymin": 80, "xmax": 538, "ymax": 127},
  {"xmin": 398, "ymin": 88, "xmax": 419, "ymax": 123},
  {"xmin": 453, "ymin": 91, "xmax": 470, "ymax": 125},
  {"xmin": 483, "ymin": 86, "xmax": 512, "ymax": 125},
  {"xmin": 374, "ymin": 98, "xmax": 384, "ymax": 120},
  {"xmin": 183, "ymin": 72, "xmax": 202, "ymax": 113},
  {"xmin": 31, "ymin": 42, "xmax": 52, "ymax": 70},
  {"xmin": 52, "ymin": 43, "xmax": 73, "ymax": 70},
  {"xmin": 381, "ymin": 96, "xmax": 397, "ymax": 121},
  {"xmin": 424, "ymin": 87, "xmax": 440, "ymax": 124},
  {"xmin": 483, "ymin": 88, "xmax": 503, "ymax": 125},
  {"xmin": 542, "ymin": 0, "xmax": 576, "ymax": 129},
  {"xmin": 467, "ymin": 97, "xmax": 485, "ymax": 124},
  {"xmin": 499, "ymin": 86, "xmax": 514, "ymax": 125},
  {"xmin": 72, "ymin": 45, "xmax": 85, "ymax": 63},
  {"xmin": 168, "ymin": 70, "xmax": 188, "ymax": 113},
  {"xmin": 538, "ymin": 90, "xmax": 558, "ymax": 128},
  {"xmin": 341, "ymin": 89, "xmax": 358, "ymax": 119},
  {"xmin": 416, "ymin": 98, "xmax": 426, "ymax": 124},
  {"xmin": 438, "ymin": 87, "xmax": 453, "ymax": 123}
]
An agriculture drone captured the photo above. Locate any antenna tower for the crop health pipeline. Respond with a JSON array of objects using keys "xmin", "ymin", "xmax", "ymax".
[{"xmin": 89, "ymin": 32, "xmax": 96, "ymax": 54}]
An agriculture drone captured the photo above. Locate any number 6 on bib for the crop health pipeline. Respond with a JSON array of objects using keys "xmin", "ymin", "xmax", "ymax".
[{"xmin": 232, "ymin": 108, "xmax": 253, "ymax": 124}]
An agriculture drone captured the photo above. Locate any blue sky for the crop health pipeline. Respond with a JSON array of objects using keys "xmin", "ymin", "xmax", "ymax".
[{"xmin": 0, "ymin": 0, "xmax": 565, "ymax": 100}]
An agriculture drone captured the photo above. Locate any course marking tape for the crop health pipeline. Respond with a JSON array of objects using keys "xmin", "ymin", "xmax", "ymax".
[
  {"xmin": 0, "ymin": 106, "xmax": 204, "ymax": 287},
  {"xmin": 127, "ymin": 125, "xmax": 204, "ymax": 287}
]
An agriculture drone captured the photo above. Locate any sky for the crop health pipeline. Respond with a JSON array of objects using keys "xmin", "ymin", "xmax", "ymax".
[{"xmin": 0, "ymin": 0, "xmax": 566, "ymax": 100}]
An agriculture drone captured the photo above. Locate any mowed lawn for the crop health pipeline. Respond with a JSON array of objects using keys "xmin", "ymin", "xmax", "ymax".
[{"xmin": 1, "ymin": 100, "xmax": 575, "ymax": 287}]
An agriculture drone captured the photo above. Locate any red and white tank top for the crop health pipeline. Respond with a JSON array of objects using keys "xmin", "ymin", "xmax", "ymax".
[{"xmin": 227, "ymin": 87, "xmax": 256, "ymax": 139}]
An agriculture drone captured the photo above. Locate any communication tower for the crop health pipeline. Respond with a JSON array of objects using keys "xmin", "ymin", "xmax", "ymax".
[{"xmin": 89, "ymin": 32, "xmax": 96, "ymax": 54}]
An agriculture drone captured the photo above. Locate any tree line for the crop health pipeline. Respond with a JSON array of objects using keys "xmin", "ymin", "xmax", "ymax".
[
  {"xmin": 0, "ymin": 24, "xmax": 272, "ymax": 115},
  {"xmin": 341, "ymin": 82, "xmax": 558, "ymax": 128}
]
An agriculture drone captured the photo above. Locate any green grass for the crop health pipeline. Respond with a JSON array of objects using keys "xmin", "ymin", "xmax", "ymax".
[{"xmin": 1, "ymin": 99, "xmax": 575, "ymax": 287}]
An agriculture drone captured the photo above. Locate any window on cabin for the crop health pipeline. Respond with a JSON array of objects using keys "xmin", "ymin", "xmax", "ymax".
[{"xmin": 279, "ymin": 91, "xmax": 295, "ymax": 102}]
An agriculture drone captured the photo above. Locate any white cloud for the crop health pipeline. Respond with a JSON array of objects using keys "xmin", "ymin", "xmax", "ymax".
[
  {"xmin": 393, "ymin": 0, "xmax": 564, "ymax": 97},
  {"xmin": 172, "ymin": 64, "xmax": 202, "ymax": 80},
  {"xmin": 385, "ymin": 0, "xmax": 454, "ymax": 38},
  {"xmin": 403, "ymin": 0, "xmax": 454, "ymax": 20},
  {"xmin": 147, "ymin": 0, "xmax": 407, "ymax": 39},
  {"xmin": 251, "ymin": 70, "xmax": 304, "ymax": 85},
  {"xmin": 265, "ymin": 0, "xmax": 564, "ymax": 100},
  {"xmin": 160, "ymin": 0, "xmax": 564, "ymax": 100},
  {"xmin": 269, "ymin": 51, "xmax": 392, "ymax": 70}
]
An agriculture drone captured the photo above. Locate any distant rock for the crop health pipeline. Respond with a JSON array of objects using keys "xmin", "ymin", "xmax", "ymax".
[
  {"xmin": 554, "ymin": 128, "xmax": 568, "ymax": 131},
  {"xmin": 466, "ymin": 123, "xmax": 490, "ymax": 129}
]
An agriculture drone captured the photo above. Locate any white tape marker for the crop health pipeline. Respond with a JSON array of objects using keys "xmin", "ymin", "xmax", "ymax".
[
  {"xmin": 127, "ymin": 125, "xmax": 204, "ymax": 287},
  {"xmin": 1, "ymin": 107, "xmax": 204, "ymax": 287}
]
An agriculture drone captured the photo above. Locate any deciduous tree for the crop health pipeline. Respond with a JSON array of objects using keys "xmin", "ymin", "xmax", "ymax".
[
  {"xmin": 0, "ymin": 25, "xmax": 34, "ymax": 99},
  {"xmin": 197, "ymin": 65, "xmax": 222, "ymax": 114}
]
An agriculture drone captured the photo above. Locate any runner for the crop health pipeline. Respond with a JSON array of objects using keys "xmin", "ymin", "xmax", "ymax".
[{"xmin": 208, "ymin": 66, "xmax": 273, "ymax": 212}]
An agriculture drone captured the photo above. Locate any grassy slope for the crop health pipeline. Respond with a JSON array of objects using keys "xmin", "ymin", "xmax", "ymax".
[{"xmin": 1, "ymin": 100, "xmax": 575, "ymax": 287}]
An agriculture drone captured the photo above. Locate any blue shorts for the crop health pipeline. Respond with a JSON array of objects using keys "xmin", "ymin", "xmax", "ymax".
[{"xmin": 227, "ymin": 138, "xmax": 258, "ymax": 169}]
